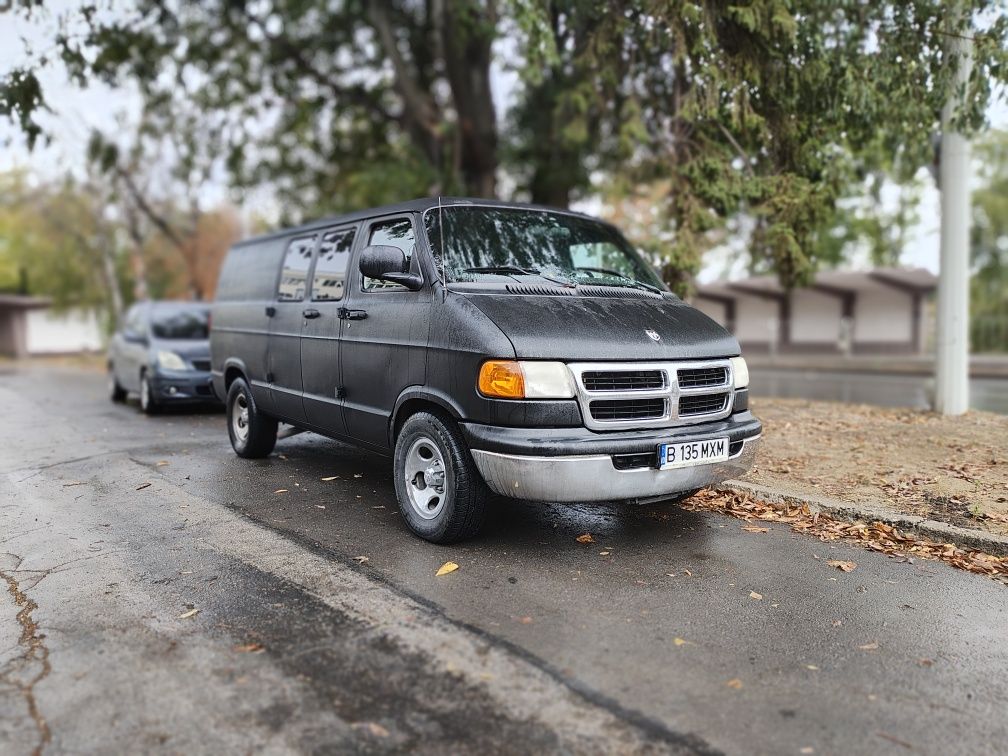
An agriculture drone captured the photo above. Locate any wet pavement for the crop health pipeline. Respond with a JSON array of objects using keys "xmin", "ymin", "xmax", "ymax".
[{"xmin": 1, "ymin": 365, "xmax": 1006, "ymax": 755}]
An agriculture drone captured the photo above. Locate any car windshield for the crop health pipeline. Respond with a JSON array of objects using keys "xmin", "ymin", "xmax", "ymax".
[
  {"xmin": 150, "ymin": 307, "xmax": 210, "ymax": 340},
  {"xmin": 425, "ymin": 206, "xmax": 664, "ymax": 290}
]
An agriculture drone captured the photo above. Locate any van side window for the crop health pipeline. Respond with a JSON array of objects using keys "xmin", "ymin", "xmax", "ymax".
[
  {"xmin": 277, "ymin": 236, "xmax": 315, "ymax": 301},
  {"xmin": 364, "ymin": 219, "xmax": 415, "ymax": 291},
  {"xmin": 310, "ymin": 228, "xmax": 355, "ymax": 301}
]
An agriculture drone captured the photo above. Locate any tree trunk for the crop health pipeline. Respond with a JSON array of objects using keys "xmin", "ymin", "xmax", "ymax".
[{"xmin": 442, "ymin": 1, "xmax": 498, "ymax": 197}]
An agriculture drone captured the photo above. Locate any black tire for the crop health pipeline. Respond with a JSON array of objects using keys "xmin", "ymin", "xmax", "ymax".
[
  {"xmin": 227, "ymin": 377, "xmax": 278, "ymax": 458},
  {"xmin": 139, "ymin": 371, "xmax": 159, "ymax": 414},
  {"xmin": 108, "ymin": 367, "xmax": 127, "ymax": 403},
  {"xmin": 394, "ymin": 411, "xmax": 488, "ymax": 543}
]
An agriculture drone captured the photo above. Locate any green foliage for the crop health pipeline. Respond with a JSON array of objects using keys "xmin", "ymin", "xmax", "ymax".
[
  {"xmin": 2, "ymin": 0, "xmax": 1008, "ymax": 294},
  {"xmin": 971, "ymin": 130, "xmax": 1008, "ymax": 351}
]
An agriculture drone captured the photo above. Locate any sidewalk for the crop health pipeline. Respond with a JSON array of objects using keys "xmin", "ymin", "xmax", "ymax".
[
  {"xmin": 746, "ymin": 353, "xmax": 1008, "ymax": 379},
  {"xmin": 737, "ymin": 397, "xmax": 1008, "ymax": 540}
]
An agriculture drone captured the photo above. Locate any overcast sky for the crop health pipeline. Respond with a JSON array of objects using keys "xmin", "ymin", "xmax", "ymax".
[{"xmin": 2, "ymin": 3, "xmax": 1006, "ymax": 282}]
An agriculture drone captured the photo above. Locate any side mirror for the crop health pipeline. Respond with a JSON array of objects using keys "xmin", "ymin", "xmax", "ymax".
[{"xmin": 358, "ymin": 245, "xmax": 423, "ymax": 291}]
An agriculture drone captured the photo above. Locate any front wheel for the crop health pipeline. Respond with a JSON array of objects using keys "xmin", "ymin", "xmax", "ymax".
[
  {"xmin": 394, "ymin": 411, "xmax": 488, "ymax": 543},
  {"xmin": 139, "ymin": 372, "xmax": 159, "ymax": 414},
  {"xmin": 227, "ymin": 377, "xmax": 277, "ymax": 458}
]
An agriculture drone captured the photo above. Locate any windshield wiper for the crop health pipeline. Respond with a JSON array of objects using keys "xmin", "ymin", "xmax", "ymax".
[
  {"xmin": 574, "ymin": 267, "xmax": 665, "ymax": 295},
  {"xmin": 462, "ymin": 265, "xmax": 573, "ymax": 288}
]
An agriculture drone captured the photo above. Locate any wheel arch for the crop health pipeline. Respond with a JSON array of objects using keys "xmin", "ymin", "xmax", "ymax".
[{"xmin": 390, "ymin": 387, "xmax": 465, "ymax": 447}]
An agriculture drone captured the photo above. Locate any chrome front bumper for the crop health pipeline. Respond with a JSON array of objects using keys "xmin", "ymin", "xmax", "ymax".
[{"xmin": 471, "ymin": 435, "xmax": 760, "ymax": 502}]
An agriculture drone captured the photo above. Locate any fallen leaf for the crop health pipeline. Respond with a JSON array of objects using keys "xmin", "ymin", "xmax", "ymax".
[
  {"xmin": 725, "ymin": 678, "xmax": 743, "ymax": 690},
  {"xmin": 750, "ymin": 591, "xmax": 763, "ymax": 600},
  {"xmin": 274, "ymin": 489, "xmax": 288, "ymax": 494},
  {"xmin": 827, "ymin": 560, "xmax": 857, "ymax": 573},
  {"xmin": 233, "ymin": 642, "xmax": 265, "ymax": 653},
  {"xmin": 806, "ymin": 664, "xmax": 819, "ymax": 670},
  {"xmin": 136, "ymin": 482, "xmax": 152, "ymax": 491},
  {"xmin": 517, "ymin": 616, "xmax": 533, "ymax": 624},
  {"xmin": 683, "ymin": 569, "xmax": 692, "ymax": 577},
  {"xmin": 435, "ymin": 561, "xmax": 459, "ymax": 576},
  {"xmin": 353, "ymin": 473, "xmax": 363, "ymax": 478},
  {"xmin": 352, "ymin": 722, "xmax": 390, "ymax": 738},
  {"xmin": 575, "ymin": 533, "xmax": 594, "ymax": 544},
  {"xmin": 742, "ymin": 525, "xmax": 769, "ymax": 533},
  {"xmin": 673, "ymin": 637, "xmax": 689, "ymax": 646},
  {"xmin": 315, "ymin": 505, "xmax": 326, "ymax": 509},
  {"xmin": 858, "ymin": 642, "xmax": 879, "ymax": 651},
  {"xmin": 354, "ymin": 556, "xmax": 370, "ymax": 565},
  {"xmin": 321, "ymin": 476, "xmax": 339, "ymax": 481},
  {"xmin": 278, "ymin": 454, "xmax": 287, "ymax": 460},
  {"xmin": 599, "ymin": 551, "xmax": 611, "ymax": 556},
  {"xmin": 156, "ymin": 461, "xmax": 169, "ymax": 467},
  {"xmin": 800, "ymin": 748, "xmax": 815, "ymax": 754},
  {"xmin": 918, "ymin": 658, "xmax": 934, "ymax": 667},
  {"xmin": 177, "ymin": 608, "xmax": 199, "ymax": 619}
]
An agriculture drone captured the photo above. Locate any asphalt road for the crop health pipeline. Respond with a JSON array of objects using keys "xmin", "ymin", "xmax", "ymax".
[{"xmin": 1, "ymin": 365, "xmax": 1006, "ymax": 755}]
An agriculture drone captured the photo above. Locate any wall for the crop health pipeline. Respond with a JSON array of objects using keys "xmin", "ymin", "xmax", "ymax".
[
  {"xmin": 25, "ymin": 308, "xmax": 104, "ymax": 354},
  {"xmin": 734, "ymin": 296, "xmax": 778, "ymax": 344},
  {"xmin": 790, "ymin": 289, "xmax": 842, "ymax": 344},
  {"xmin": 853, "ymin": 291, "xmax": 913, "ymax": 343}
]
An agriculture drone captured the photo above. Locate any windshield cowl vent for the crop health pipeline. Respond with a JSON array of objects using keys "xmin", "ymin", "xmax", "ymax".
[
  {"xmin": 505, "ymin": 284, "xmax": 575, "ymax": 296},
  {"xmin": 577, "ymin": 285, "xmax": 663, "ymax": 299}
]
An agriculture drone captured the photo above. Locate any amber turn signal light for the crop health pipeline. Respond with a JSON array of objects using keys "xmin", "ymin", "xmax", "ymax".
[{"xmin": 478, "ymin": 360, "xmax": 526, "ymax": 399}]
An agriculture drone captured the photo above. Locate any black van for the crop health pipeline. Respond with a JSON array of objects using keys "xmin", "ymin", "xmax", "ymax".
[{"xmin": 211, "ymin": 199, "xmax": 760, "ymax": 542}]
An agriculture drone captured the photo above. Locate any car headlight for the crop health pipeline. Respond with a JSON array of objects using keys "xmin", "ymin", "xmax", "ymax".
[
  {"xmin": 157, "ymin": 350, "xmax": 189, "ymax": 371},
  {"xmin": 478, "ymin": 360, "xmax": 575, "ymax": 399},
  {"xmin": 730, "ymin": 356, "xmax": 749, "ymax": 389}
]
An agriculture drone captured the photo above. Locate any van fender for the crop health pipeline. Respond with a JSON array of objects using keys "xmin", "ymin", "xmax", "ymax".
[{"xmin": 389, "ymin": 387, "xmax": 466, "ymax": 446}]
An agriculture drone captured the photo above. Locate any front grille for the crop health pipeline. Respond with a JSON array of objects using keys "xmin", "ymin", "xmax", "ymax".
[
  {"xmin": 589, "ymin": 398, "xmax": 666, "ymax": 422},
  {"xmin": 677, "ymin": 366, "xmax": 728, "ymax": 388},
  {"xmin": 571, "ymin": 359, "xmax": 734, "ymax": 430},
  {"xmin": 679, "ymin": 393, "xmax": 728, "ymax": 417},
  {"xmin": 582, "ymin": 370, "xmax": 664, "ymax": 391},
  {"xmin": 191, "ymin": 359, "xmax": 211, "ymax": 371}
]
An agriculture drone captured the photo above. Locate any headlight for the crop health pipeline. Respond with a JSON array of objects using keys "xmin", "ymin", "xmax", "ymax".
[
  {"xmin": 730, "ymin": 356, "xmax": 749, "ymax": 389},
  {"xmin": 157, "ymin": 350, "xmax": 189, "ymax": 371},
  {"xmin": 478, "ymin": 360, "xmax": 575, "ymax": 399}
]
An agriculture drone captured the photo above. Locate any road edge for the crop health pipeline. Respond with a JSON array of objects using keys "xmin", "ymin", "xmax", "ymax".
[{"xmin": 717, "ymin": 480, "xmax": 1008, "ymax": 557}]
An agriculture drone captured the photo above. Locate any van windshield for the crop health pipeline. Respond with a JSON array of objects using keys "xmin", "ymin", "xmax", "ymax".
[
  {"xmin": 425, "ymin": 206, "xmax": 665, "ymax": 291},
  {"xmin": 151, "ymin": 307, "xmax": 210, "ymax": 340}
]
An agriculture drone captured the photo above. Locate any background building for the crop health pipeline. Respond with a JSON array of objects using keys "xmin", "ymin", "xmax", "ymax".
[{"xmin": 692, "ymin": 268, "xmax": 938, "ymax": 356}]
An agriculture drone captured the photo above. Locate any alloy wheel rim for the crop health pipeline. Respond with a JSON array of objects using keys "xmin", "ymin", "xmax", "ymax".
[
  {"xmin": 403, "ymin": 436, "xmax": 447, "ymax": 520},
  {"xmin": 233, "ymin": 393, "xmax": 250, "ymax": 442}
]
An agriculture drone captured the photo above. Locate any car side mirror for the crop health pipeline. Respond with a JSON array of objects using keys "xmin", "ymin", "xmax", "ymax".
[{"xmin": 358, "ymin": 245, "xmax": 423, "ymax": 291}]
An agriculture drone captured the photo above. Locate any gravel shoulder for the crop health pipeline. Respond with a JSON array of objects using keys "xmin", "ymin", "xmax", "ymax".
[{"xmin": 744, "ymin": 398, "xmax": 1008, "ymax": 537}]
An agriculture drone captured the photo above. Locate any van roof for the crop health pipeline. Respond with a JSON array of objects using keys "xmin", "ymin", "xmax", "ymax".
[{"xmin": 233, "ymin": 197, "xmax": 607, "ymax": 248}]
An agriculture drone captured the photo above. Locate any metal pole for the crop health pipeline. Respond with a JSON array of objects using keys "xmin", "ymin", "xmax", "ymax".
[{"xmin": 935, "ymin": 6, "xmax": 973, "ymax": 415}]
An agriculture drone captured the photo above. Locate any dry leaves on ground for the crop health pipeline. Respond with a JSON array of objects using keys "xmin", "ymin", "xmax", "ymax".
[
  {"xmin": 576, "ymin": 533, "xmax": 594, "ymax": 543},
  {"xmin": 177, "ymin": 608, "xmax": 199, "ymax": 619},
  {"xmin": 827, "ymin": 560, "xmax": 857, "ymax": 573},
  {"xmin": 681, "ymin": 490, "xmax": 1008, "ymax": 585}
]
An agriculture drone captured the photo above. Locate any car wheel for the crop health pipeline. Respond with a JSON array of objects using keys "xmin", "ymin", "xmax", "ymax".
[
  {"xmin": 108, "ymin": 368, "xmax": 127, "ymax": 403},
  {"xmin": 227, "ymin": 377, "xmax": 277, "ymax": 458},
  {"xmin": 394, "ymin": 411, "xmax": 488, "ymax": 543},
  {"xmin": 139, "ymin": 372, "xmax": 159, "ymax": 414}
]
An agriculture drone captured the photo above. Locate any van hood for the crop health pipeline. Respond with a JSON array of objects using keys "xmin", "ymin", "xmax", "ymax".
[{"xmin": 461, "ymin": 291, "xmax": 739, "ymax": 361}]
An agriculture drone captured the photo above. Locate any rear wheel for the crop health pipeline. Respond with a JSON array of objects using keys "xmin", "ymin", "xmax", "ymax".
[
  {"xmin": 108, "ymin": 367, "xmax": 127, "ymax": 403},
  {"xmin": 227, "ymin": 377, "xmax": 277, "ymax": 458},
  {"xmin": 394, "ymin": 411, "xmax": 487, "ymax": 543}
]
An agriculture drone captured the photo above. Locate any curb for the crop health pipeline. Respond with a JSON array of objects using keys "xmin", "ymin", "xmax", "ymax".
[{"xmin": 717, "ymin": 479, "xmax": 1008, "ymax": 558}]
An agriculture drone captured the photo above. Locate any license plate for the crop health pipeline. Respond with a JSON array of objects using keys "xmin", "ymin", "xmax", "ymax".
[{"xmin": 657, "ymin": 437, "xmax": 730, "ymax": 470}]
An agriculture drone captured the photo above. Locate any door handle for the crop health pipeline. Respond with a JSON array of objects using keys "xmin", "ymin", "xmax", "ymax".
[
  {"xmin": 265, "ymin": 305, "xmax": 276, "ymax": 317},
  {"xmin": 302, "ymin": 308, "xmax": 321, "ymax": 319},
  {"xmin": 338, "ymin": 308, "xmax": 367, "ymax": 321}
]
